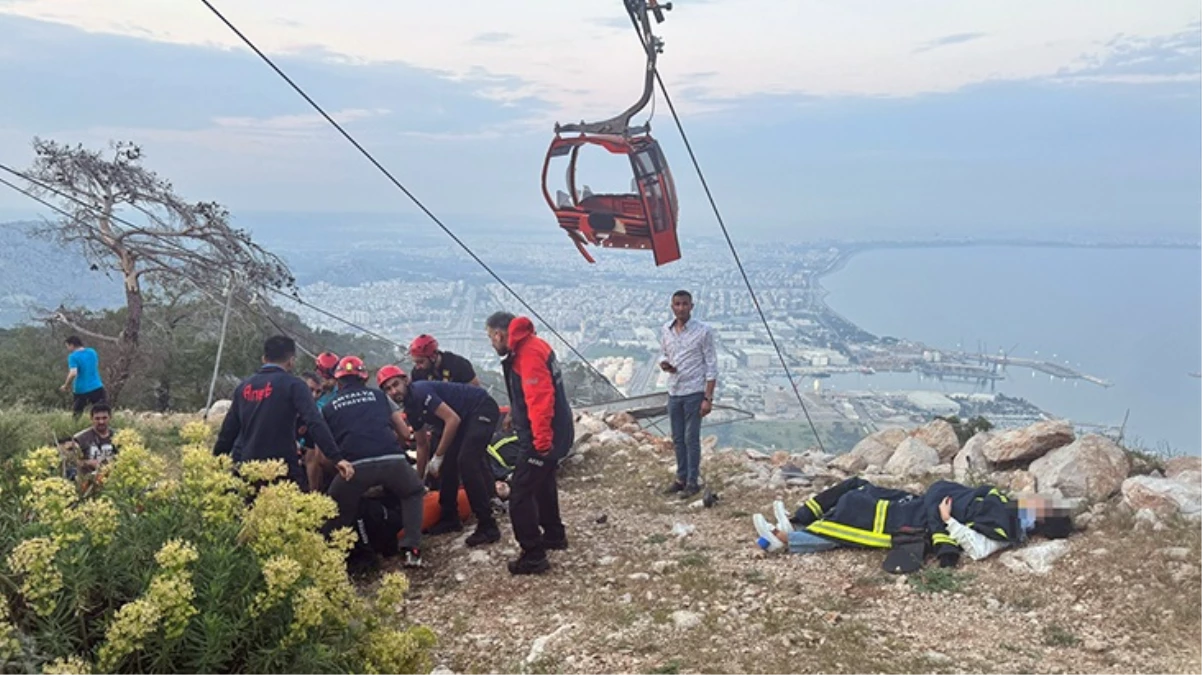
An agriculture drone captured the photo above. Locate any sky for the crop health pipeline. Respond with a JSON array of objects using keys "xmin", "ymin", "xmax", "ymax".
[{"xmin": 0, "ymin": 0, "xmax": 1199, "ymax": 241}]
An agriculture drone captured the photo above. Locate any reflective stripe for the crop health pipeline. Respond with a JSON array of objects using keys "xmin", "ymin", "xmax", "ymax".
[
  {"xmin": 994, "ymin": 527, "xmax": 1008, "ymax": 539},
  {"xmin": 873, "ymin": 500, "xmax": 888, "ymax": 534},
  {"xmin": 805, "ymin": 499, "xmax": 822, "ymax": 519},
  {"xmin": 989, "ymin": 488, "xmax": 1009, "ymax": 503},
  {"xmin": 931, "ymin": 533, "xmax": 958, "ymax": 547},
  {"xmin": 806, "ymin": 520, "xmax": 892, "ymax": 548},
  {"xmin": 487, "ymin": 436, "xmax": 518, "ymax": 470}
]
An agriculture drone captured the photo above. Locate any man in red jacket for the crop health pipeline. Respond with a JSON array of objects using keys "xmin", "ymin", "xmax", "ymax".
[{"xmin": 486, "ymin": 312, "xmax": 574, "ymax": 575}]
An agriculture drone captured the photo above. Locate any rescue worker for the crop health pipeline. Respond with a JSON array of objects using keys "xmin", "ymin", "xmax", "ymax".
[
  {"xmin": 298, "ymin": 371, "xmax": 335, "ymax": 491},
  {"xmin": 408, "ymin": 334, "xmax": 485, "ymax": 494},
  {"xmin": 753, "ymin": 478, "xmax": 1072, "ymax": 567},
  {"xmin": 486, "ymin": 312, "xmax": 573, "ymax": 575},
  {"xmin": 378, "ymin": 367, "xmax": 502, "ymax": 547},
  {"xmin": 314, "ymin": 351, "xmax": 341, "ymax": 410},
  {"xmin": 214, "ymin": 335, "xmax": 352, "ymax": 489},
  {"xmin": 321, "ymin": 356, "xmax": 426, "ymax": 569},
  {"xmin": 408, "ymin": 334, "xmax": 481, "ymax": 385}
]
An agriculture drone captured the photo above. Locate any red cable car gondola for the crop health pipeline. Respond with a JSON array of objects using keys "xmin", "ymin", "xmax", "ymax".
[{"xmin": 541, "ymin": 0, "xmax": 681, "ymax": 266}]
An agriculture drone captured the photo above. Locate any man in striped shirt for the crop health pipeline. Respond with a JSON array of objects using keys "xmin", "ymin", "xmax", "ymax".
[{"xmin": 658, "ymin": 289, "xmax": 719, "ymax": 498}]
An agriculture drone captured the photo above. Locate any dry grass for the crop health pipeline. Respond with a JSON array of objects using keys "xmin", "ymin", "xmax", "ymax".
[{"xmin": 395, "ymin": 443, "xmax": 1202, "ymax": 674}]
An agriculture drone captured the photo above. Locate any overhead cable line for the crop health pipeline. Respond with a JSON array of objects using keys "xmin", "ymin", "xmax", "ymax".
[
  {"xmin": 0, "ymin": 167, "xmax": 320, "ymax": 358},
  {"xmin": 627, "ymin": 12, "xmax": 827, "ymax": 452},
  {"xmin": 195, "ymin": 0, "xmax": 629, "ymax": 403}
]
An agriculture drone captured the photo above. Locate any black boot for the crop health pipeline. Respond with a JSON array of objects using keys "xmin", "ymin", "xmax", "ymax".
[
  {"xmin": 465, "ymin": 522, "xmax": 501, "ymax": 547},
  {"xmin": 507, "ymin": 551, "xmax": 550, "ymax": 575}
]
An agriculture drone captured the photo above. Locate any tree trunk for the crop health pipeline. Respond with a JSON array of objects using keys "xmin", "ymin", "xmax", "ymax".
[
  {"xmin": 107, "ymin": 277, "xmax": 143, "ymax": 405},
  {"xmin": 154, "ymin": 376, "xmax": 171, "ymax": 412}
]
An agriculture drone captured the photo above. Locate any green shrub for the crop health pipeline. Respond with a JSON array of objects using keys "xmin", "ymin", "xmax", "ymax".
[{"xmin": 0, "ymin": 422, "xmax": 435, "ymax": 674}]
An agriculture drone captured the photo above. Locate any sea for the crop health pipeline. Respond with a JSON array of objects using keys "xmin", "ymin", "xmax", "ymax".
[{"xmin": 820, "ymin": 245, "xmax": 1201, "ymax": 455}]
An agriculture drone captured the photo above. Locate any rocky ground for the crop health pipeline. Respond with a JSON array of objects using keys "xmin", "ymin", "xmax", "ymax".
[{"xmin": 383, "ymin": 414, "xmax": 1201, "ymax": 675}]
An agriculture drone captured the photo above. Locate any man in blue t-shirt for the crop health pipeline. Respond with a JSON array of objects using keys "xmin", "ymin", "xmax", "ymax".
[
  {"xmin": 61, "ymin": 336, "xmax": 107, "ymax": 420},
  {"xmin": 380, "ymin": 370, "xmax": 501, "ymax": 547}
]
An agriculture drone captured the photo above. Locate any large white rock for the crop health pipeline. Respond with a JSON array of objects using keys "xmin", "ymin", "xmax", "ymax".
[
  {"xmin": 983, "ymin": 420, "xmax": 1075, "ymax": 465},
  {"xmin": 594, "ymin": 429, "xmax": 639, "ymax": 452},
  {"xmin": 1165, "ymin": 456, "xmax": 1202, "ymax": 481},
  {"xmin": 1121, "ymin": 475, "xmax": 1202, "ymax": 521},
  {"xmin": 1000, "ymin": 540, "xmax": 1071, "ymax": 574},
  {"xmin": 911, "ymin": 419, "xmax": 961, "ymax": 463},
  {"xmin": 573, "ymin": 413, "xmax": 609, "ymax": 441},
  {"xmin": 883, "ymin": 438, "xmax": 940, "ymax": 476},
  {"xmin": 849, "ymin": 428, "xmax": 908, "ymax": 467},
  {"xmin": 829, "ymin": 453, "xmax": 868, "ymax": 474},
  {"xmin": 205, "ymin": 399, "xmax": 232, "ymax": 417},
  {"xmin": 953, "ymin": 432, "xmax": 994, "ymax": 481},
  {"xmin": 1028, "ymin": 434, "xmax": 1130, "ymax": 502}
]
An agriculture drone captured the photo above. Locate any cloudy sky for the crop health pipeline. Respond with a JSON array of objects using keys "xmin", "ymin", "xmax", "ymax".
[{"xmin": 0, "ymin": 0, "xmax": 1198, "ymax": 240}]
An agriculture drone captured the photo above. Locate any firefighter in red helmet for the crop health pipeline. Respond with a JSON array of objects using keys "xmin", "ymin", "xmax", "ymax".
[
  {"xmin": 408, "ymin": 334, "xmax": 481, "ymax": 387},
  {"xmin": 320, "ymin": 355, "xmax": 426, "ymax": 569},
  {"xmin": 314, "ymin": 351, "xmax": 341, "ymax": 410}
]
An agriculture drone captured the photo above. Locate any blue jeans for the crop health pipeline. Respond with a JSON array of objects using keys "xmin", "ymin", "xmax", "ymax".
[
  {"xmin": 787, "ymin": 530, "xmax": 841, "ymax": 554},
  {"xmin": 668, "ymin": 391, "xmax": 705, "ymax": 486}
]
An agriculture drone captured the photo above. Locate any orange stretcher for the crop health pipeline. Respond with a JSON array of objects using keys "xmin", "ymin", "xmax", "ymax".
[{"xmin": 397, "ymin": 488, "xmax": 472, "ymax": 539}]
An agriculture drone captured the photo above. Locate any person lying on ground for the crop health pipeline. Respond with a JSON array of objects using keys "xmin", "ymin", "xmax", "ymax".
[{"xmin": 752, "ymin": 477, "xmax": 1073, "ymax": 567}]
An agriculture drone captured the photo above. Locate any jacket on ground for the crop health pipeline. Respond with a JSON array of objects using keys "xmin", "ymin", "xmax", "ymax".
[{"xmin": 501, "ymin": 316, "xmax": 573, "ymax": 458}]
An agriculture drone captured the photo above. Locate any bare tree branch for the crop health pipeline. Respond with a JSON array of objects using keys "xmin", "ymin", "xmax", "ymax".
[
  {"xmin": 20, "ymin": 137, "xmax": 297, "ymax": 402},
  {"xmin": 37, "ymin": 307, "xmax": 120, "ymax": 344}
]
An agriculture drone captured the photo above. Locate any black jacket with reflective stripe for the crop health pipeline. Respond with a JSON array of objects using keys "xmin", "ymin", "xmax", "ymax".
[{"xmin": 795, "ymin": 478, "xmax": 1001, "ymax": 559}]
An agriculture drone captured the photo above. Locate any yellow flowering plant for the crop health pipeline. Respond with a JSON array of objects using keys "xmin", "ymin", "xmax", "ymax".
[{"xmin": 0, "ymin": 419, "xmax": 435, "ymax": 674}]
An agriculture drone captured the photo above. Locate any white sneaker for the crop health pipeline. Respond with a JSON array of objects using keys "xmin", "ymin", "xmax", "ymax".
[
  {"xmin": 773, "ymin": 500, "xmax": 795, "ymax": 534},
  {"xmin": 753, "ymin": 513, "xmax": 784, "ymax": 552}
]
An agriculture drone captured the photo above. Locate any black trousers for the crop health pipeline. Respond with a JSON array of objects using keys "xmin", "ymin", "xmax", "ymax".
[
  {"xmin": 509, "ymin": 450, "xmax": 564, "ymax": 557},
  {"xmin": 437, "ymin": 398, "xmax": 499, "ymax": 528},
  {"xmin": 72, "ymin": 387, "xmax": 107, "ymax": 417}
]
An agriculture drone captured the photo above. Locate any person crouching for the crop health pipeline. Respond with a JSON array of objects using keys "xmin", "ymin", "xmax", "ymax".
[{"xmin": 321, "ymin": 356, "xmax": 426, "ymax": 569}]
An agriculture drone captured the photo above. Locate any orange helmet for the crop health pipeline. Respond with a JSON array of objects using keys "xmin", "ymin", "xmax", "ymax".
[
  {"xmin": 409, "ymin": 334, "xmax": 439, "ymax": 359},
  {"xmin": 315, "ymin": 351, "xmax": 340, "ymax": 378},
  {"xmin": 334, "ymin": 355, "xmax": 367, "ymax": 380},
  {"xmin": 376, "ymin": 364, "xmax": 407, "ymax": 388}
]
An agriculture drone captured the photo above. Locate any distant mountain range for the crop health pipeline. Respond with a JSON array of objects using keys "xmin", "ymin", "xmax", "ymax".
[{"xmin": 0, "ymin": 222, "xmax": 124, "ymax": 326}]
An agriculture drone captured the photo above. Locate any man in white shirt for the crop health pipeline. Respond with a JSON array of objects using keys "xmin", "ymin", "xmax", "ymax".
[{"xmin": 658, "ymin": 290, "xmax": 718, "ymax": 498}]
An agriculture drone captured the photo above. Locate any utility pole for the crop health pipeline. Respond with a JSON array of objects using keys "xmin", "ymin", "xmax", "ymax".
[{"xmin": 204, "ymin": 273, "xmax": 237, "ymax": 421}]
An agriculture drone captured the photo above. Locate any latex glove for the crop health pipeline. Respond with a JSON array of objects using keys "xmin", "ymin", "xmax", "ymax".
[{"xmin": 426, "ymin": 453, "xmax": 444, "ymax": 478}]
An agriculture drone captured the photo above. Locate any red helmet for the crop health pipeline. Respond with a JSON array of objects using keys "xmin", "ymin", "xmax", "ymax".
[
  {"xmin": 334, "ymin": 355, "xmax": 367, "ymax": 380},
  {"xmin": 315, "ymin": 351, "xmax": 340, "ymax": 377},
  {"xmin": 409, "ymin": 334, "xmax": 439, "ymax": 359},
  {"xmin": 376, "ymin": 364, "xmax": 407, "ymax": 388}
]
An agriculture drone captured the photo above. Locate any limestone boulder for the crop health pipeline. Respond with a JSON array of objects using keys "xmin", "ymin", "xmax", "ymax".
[
  {"xmin": 883, "ymin": 438, "xmax": 940, "ymax": 477},
  {"xmin": 849, "ymin": 428, "xmax": 907, "ymax": 467},
  {"xmin": 829, "ymin": 453, "xmax": 868, "ymax": 474},
  {"xmin": 983, "ymin": 420, "xmax": 1075, "ymax": 465},
  {"xmin": 1121, "ymin": 475, "xmax": 1202, "ymax": 521},
  {"xmin": 953, "ymin": 432, "xmax": 994, "ymax": 481},
  {"xmin": 1028, "ymin": 434, "xmax": 1130, "ymax": 502},
  {"xmin": 911, "ymin": 419, "xmax": 960, "ymax": 463},
  {"xmin": 1165, "ymin": 456, "xmax": 1202, "ymax": 481}
]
